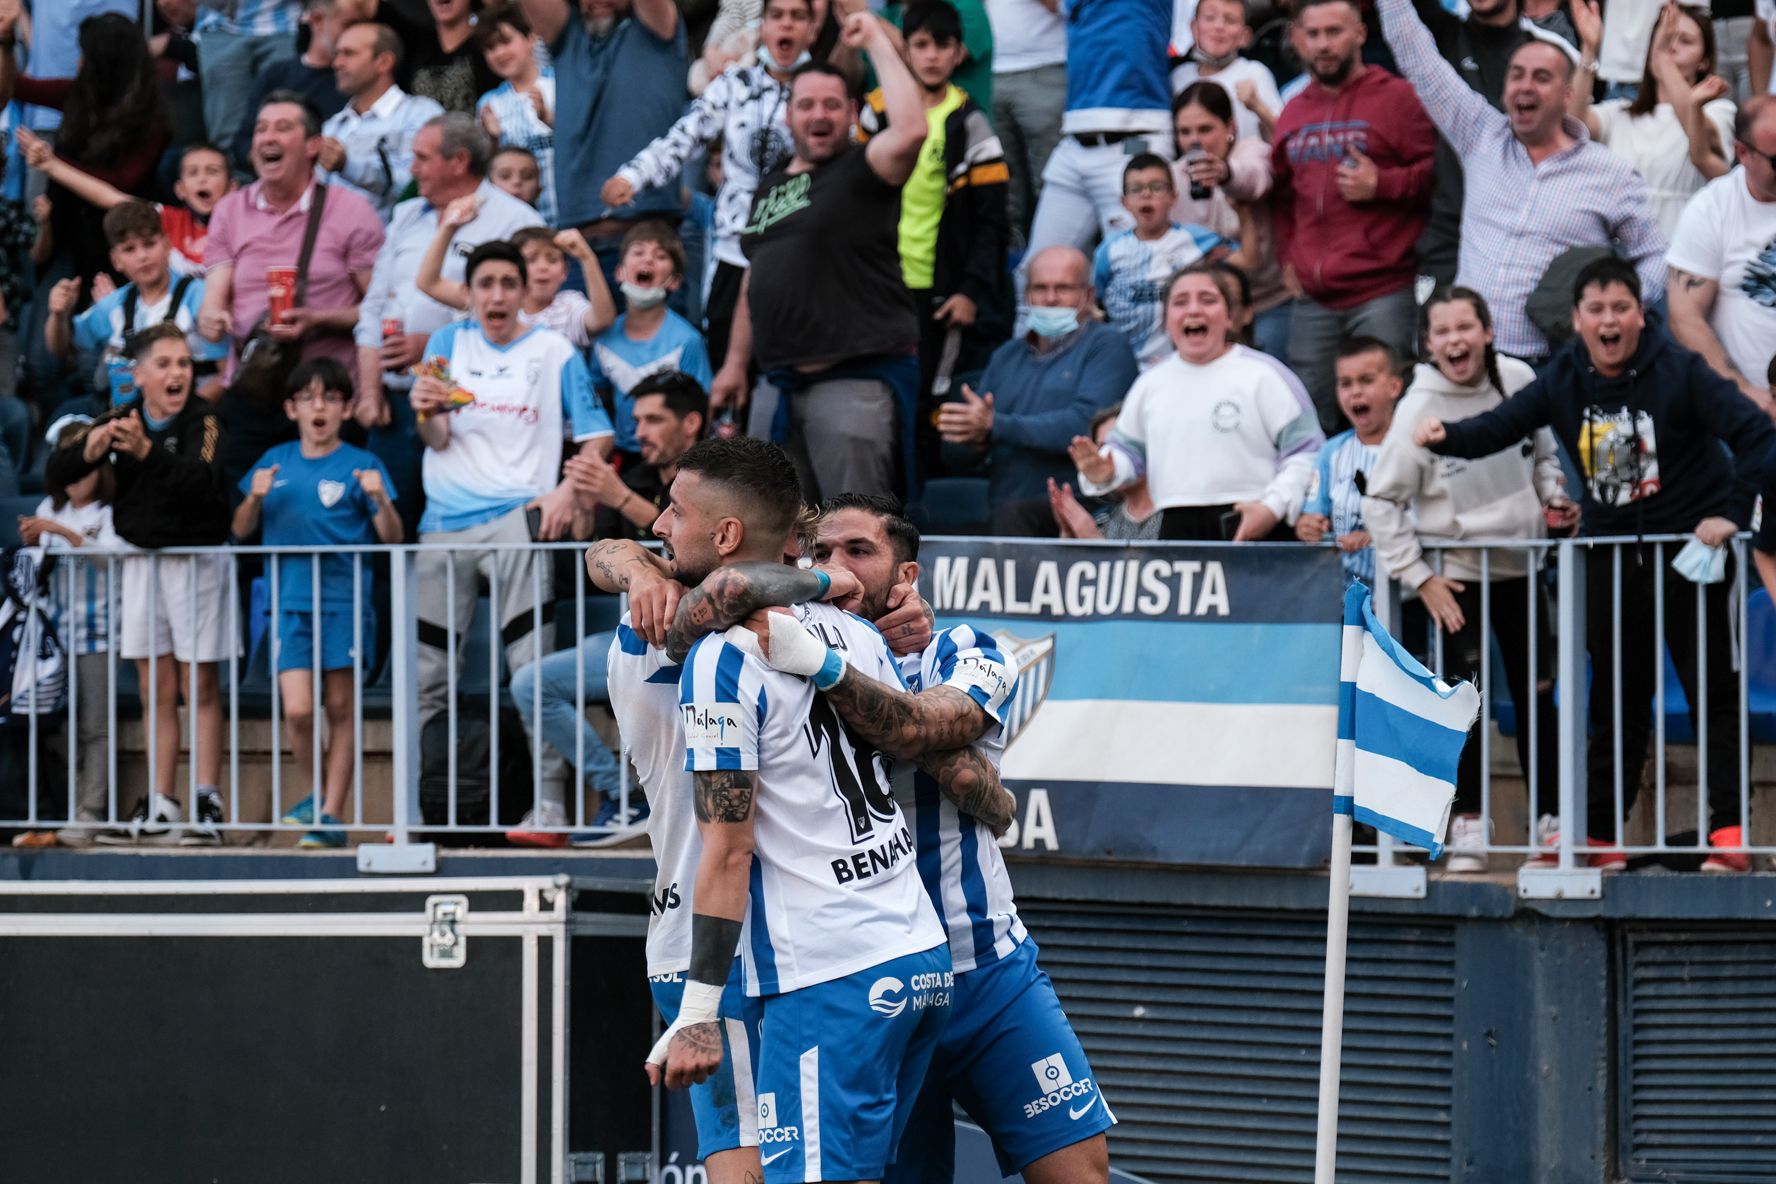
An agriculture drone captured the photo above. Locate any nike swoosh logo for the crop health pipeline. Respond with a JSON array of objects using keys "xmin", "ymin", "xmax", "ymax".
[
  {"xmin": 761, "ymin": 1148, "xmax": 792, "ymax": 1166},
  {"xmin": 1069, "ymin": 1097, "xmax": 1098, "ymax": 1120}
]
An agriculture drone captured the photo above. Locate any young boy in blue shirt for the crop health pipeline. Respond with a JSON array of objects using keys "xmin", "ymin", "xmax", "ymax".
[
  {"xmin": 232, "ymin": 358, "xmax": 402, "ymax": 848},
  {"xmin": 589, "ymin": 223, "xmax": 712, "ymax": 467},
  {"xmin": 44, "ymin": 200, "xmax": 229, "ymax": 408},
  {"xmin": 1296, "ymin": 336, "xmax": 1401, "ymax": 584}
]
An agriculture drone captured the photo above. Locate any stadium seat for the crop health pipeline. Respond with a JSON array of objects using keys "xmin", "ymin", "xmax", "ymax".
[
  {"xmin": 0, "ymin": 495, "xmax": 44, "ymax": 549},
  {"xmin": 917, "ymin": 476, "xmax": 992, "ymax": 535}
]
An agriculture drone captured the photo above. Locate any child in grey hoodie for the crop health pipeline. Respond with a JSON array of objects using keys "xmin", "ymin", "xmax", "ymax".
[{"xmin": 1363, "ymin": 286, "xmax": 1575, "ymax": 872}]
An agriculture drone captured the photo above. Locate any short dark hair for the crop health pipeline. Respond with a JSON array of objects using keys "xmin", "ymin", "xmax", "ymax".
[
  {"xmin": 790, "ymin": 60, "xmax": 853, "ymax": 100},
  {"xmin": 259, "ymin": 89, "xmax": 324, "ymax": 138},
  {"xmin": 126, "ymin": 321, "xmax": 189, "ymax": 360},
  {"xmin": 1296, "ymin": 0, "xmax": 1363, "ymax": 16},
  {"xmin": 677, "ymin": 436, "xmax": 803, "ymax": 543},
  {"xmin": 45, "ymin": 422, "xmax": 115, "ymax": 510},
  {"xmin": 1123, "ymin": 153, "xmax": 1175, "ymax": 189},
  {"xmin": 1336, "ymin": 335, "xmax": 1399, "ymax": 371},
  {"xmin": 492, "ymin": 144, "xmax": 538, "ymax": 167},
  {"xmin": 285, "ymin": 356, "xmax": 355, "ymax": 401},
  {"xmin": 475, "ymin": 2, "xmax": 532, "ymax": 49},
  {"xmin": 466, "ymin": 239, "xmax": 527, "ymax": 286},
  {"xmin": 620, "ymin": 220, "xmax": 687, "ymax": 280},
  {"xmin": 178, "ymin": 141, "xmax": 231, "ymax": 173},
  {"xmin": 819, "ymin": 491, "xmax": 921, "ymax": 564},
  {"xmin": 103, "ymin": 199, "xmax": 164, "ymax": 247},
  {"xmin": 363, "ymin": 22, "xmax": 404, "ymax": 74},
  {"xmin": 1571, "ymin": 255, "xmax": 1640, "ymax": 307},
  {"xmin": 902, "ymin": 0, "xmax": 963, "ymax": 43},
  {"xmin": 631, "ymin": 370, "xmax": 710, "ymax": 426}
]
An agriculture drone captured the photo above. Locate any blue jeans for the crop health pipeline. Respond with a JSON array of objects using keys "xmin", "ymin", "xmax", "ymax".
[
  {"xmin": 195, "ymin": 27, "xmax": 298, "ymax": 146},
  {"xmin": 508, "ymin": 631, "xmax": 622, "ymax": 802}
]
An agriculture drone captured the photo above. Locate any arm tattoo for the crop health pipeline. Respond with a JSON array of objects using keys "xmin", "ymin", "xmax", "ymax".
[
  {"xmin": 671, "ymin": 1022, "xmax": 722, "ymax": 1058},
  {"xmin": 665, "ymin": 562, "xmax": 826, "ymax": 661},
  {"xmin": 693, "ymin": 769, "xmax": 757, "ymax": 824},
  {"xmin": 823, "ymin": 677, "xmax": 989, "ymax": 760},
  {"xmin": 585, "ymin": 538, "xmax": 663, "ymax": 594},
  {"xmin": 688, "ymin": 912, "xmax": 744, "ymax": 986},
  {"xmin": 1671, "ymin": 267, "xmax": 1709, "ymax": 292},
  {"xmin": 917, "ymin": 744, "xmax": 1017, "ymax": 837}
]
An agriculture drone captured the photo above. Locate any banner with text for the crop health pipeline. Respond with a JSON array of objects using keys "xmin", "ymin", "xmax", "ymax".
[{"xmin": 921, "ymin": 539, "xmax": 1345, "ymax": 868}]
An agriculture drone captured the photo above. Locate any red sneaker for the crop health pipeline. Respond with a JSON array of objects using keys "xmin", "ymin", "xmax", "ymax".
[
  {"xmin": 1701, "ymin": 825, "xmax": 1751, "ymax": 874},
  {"xmin": 1586, "ymin": 838, "xmax": 1627, "ymax": 871}
]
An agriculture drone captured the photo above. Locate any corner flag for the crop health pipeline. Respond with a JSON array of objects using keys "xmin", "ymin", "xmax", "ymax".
[{"xmin": 1333, "ymin": 583, "xmax": 1480, "ymax": 859}]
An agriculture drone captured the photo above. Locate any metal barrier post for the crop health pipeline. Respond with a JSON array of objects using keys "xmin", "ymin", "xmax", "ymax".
[
  {"xmin": 1521, "ymin": 537, "xmax": 1600, "ymax": 899},
  {"xmin": 360, "ymin": 547, "xmax": 434, "ymax": 873}
]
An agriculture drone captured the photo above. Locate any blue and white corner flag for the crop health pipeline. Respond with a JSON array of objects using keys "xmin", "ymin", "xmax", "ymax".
[{"xmin": 1334, "ymin": 583, "xmax": 1480, "ymax": 858}]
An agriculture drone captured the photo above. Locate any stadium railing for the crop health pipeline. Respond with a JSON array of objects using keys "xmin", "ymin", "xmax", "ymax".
[{"xmin": 0, "ymin": 535, "xmax": 1769, "ymax": 878}]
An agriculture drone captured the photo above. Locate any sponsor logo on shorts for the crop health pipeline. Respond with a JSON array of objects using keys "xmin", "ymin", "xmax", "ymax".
[
  {"xmin": 757, "ymin": 1093, "xmax": 801, "ymax": 1145},
  {"xmin": 647, "ymin": 971, "xmax": 684, "ymax": 984},
  {"xmin": 1024, "ymin": 1054, "xmax": 1097, "ymax": 1119},
  {"xmin": 868, "ymin": 976, "xmax": 906, "ymax": 1017},
  {"xmin": 868, "ymin": 971, "xmax": 953, "ymax": 1018}
]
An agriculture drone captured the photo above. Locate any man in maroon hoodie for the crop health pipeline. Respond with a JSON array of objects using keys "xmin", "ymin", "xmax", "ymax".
[{"xmin": 1272, "ymin": 0, "xmax": 1435, "ymax": 434}]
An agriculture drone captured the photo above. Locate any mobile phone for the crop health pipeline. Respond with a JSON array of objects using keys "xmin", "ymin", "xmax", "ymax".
[
  {"xmin": 525, "ymin": 505, "xmax": 543, "ymax": 541},
  {"xmin": 1219, "ymin": 509, "xmax": 1242, "ymax": 541}
]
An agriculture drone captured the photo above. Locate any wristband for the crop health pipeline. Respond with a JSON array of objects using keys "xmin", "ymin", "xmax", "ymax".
[
  {"xmin": 644, "ymin": 978, "xmax": 724, "ymax": 1069},
  {"xmin": 811, "ymin": 568, "xmax": 832, "ymax": 598},
  {"xmin": 813, "ymin": 646, "xmax": 846, "ymax": 691}
]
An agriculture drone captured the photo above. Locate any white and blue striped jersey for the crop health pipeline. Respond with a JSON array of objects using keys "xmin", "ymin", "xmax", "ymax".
[
  {"xmin": 896, "ymin": 624, "xmax": 1028, "ymax": 975},
  {"xmin": 607, "ymin": 613, "xmax": 702, "ymax": 978},
  {"xmin": 1092, "ymin": 223, "xmax": 1228, "ymax": 368},
  {"xmin": 1304, "ymin": 428, "xmax": 1379, "ymax": 586},
  {"xmin": 680, "ymin": 602, "xmax": 946, "ymax": 997}
]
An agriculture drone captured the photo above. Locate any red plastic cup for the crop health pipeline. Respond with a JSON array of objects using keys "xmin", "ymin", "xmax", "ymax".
[
  {"xmin": 382, "ymin": 317, "xmax": 404, "ymax": 341},
  {"xmin": 266, "ymin": 265, "xmax": 298, "ymax": 323}
]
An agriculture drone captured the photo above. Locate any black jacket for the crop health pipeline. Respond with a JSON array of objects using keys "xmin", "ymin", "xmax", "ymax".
[
  {"xmin": 1435, "ymin": 327, "xmax": 1776, "ymax": 535},
  {"xmin": 859, "ymin": 85, "xmax": 1013, "ymax": 337},
  {"xmin": 47, "ymin": 397, "xmax": 230, "ymax": 549}
]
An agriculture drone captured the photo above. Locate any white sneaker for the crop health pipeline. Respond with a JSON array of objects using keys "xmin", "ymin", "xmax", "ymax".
[
  {"xmin": 95, "ymin": 793, "xmax": 184, "ymax": 846},
  {"xmin": 1523, "ymin": 813, "xmax": 1561, "ymax": 869},
  {"xmin": 1444, "ymin": 813, "xmax": 1489, "ymax": 874}
]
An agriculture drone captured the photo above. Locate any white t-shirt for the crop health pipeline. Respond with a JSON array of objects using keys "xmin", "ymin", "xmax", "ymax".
[
  {"xmin": 1169, "ymin": 57, "xmax": 1283, "ymax": 144},
  {"xmin": 1082, "ymin": 346, "xmax": 1323, "ymax": 519},
  {"xmin": 985, "ymin": 0, "xmax": 1066, "ymax": 73},
  {"xmin": 1593, "ymin": 98, "xmax": 1735, "ymax": 239},
  {"xmin": 519, "ymin": 289, "xmax": 593, "ymax": 349},
  {"xmin": 607, "ymin": 613, "xmax": 699, "ymax": 978},
  {"xmin": 417, "ymin": 321, "xmax": 613, "ymax": 534},
  {"xmin": 680, "ymin": 602, "xmax": 946, "ymax": 997},
  {"xmin": 1666, "ymin": 167, "xmax": 1776, "ymax": 388}
]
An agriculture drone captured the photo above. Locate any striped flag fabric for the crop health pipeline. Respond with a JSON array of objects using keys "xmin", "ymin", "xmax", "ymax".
[{"xmin": 1334, "ymin": 583, "xmax": 1480, "ymax": 858}]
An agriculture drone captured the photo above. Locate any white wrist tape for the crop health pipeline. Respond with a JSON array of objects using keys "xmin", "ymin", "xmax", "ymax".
[{"xmin": 645, "ymin": 979, "xmax": 724, "ymax": 1068}]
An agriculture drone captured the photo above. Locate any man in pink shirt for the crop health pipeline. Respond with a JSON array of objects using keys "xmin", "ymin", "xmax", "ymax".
[{"xmin": 199, "ymin": 90, "xmax": 384, "ymax": 486}]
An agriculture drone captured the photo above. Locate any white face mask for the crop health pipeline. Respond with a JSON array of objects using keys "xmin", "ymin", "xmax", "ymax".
[
  {"xmin": 763, "ymin": 44, "xmax": 813, "ymax": 72},
  {"xmin": 621, "ymin": 281, "xmax": 669, "ymax": 309}
]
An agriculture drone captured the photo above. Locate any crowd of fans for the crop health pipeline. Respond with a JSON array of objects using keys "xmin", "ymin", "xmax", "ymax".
[{"xmin": 0, "ymin": 0, "xmax": 1772, "ymax": 869}]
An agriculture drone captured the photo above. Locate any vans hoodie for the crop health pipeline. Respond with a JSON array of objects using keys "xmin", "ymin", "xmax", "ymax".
[
  {"xmin": 1270, "ymin": 65, "xmax": 1436, "ymax": 308},
  {"xmin": 1432, "ymin": 328, "xmax": 1776, "ymax": 536},
  {"xmin": 1364, "ymin": 355, "xmax": 1565, "ymax": 587}
]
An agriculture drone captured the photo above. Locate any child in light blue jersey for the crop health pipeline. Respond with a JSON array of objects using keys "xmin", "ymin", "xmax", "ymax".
[
  {"xmin": 232, "ymin": 358, "xmax": 403, "ymax": 848},
  {"xmin": 1297, "ymin": 336, "xmax": 1402, "ymax": 585},
  {"xmin": 589, "ymin": 223, "xmax": 712, "ymax": 465},
  {"xmin": 1093, "ymin": 154, "xmax": 1228, "ymax": 368}
]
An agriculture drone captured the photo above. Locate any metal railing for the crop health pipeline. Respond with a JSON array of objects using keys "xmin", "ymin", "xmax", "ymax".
[
  {"xmin": 3, "ymin": 534, "xmax": 1769, "ymax": 889},
  {"xmin": 0, "ymin": 541, "xmax": 640, "ymax": 858},
  {"xmin": 1371, "ymin": 533, "xmax": 1772, "ymax": 891}
]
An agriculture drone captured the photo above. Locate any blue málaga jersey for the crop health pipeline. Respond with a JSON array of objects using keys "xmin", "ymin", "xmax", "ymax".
[
  {"xmin": 680, "ymin": 603, "xmax": 946, "ymax": 996},
  {"xmin": 1304, "ymin": 428, "xmax": 1379, "ymax": 585},
  {"xmin": 1092, "ymin": 224, "xmax": 1228, "ymax": 369},
  {"xmin": 896, "ymin": 624, "xmax": 1028, "ymax": 975}
]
